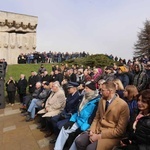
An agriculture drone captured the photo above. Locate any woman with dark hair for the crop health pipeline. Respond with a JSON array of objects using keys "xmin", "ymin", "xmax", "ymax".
[{"xmin": 113, "ymin": 89, "xmax": 150, "ymax": 150}]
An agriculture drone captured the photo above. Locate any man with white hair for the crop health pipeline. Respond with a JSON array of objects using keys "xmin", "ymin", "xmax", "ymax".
[
  {"xmin": 37, "ymin": 81, "xmax": 66, "ymax": 136},
  {"xmin": 25, "ymin": 81, "xmax": 50, "ymax": 121}
]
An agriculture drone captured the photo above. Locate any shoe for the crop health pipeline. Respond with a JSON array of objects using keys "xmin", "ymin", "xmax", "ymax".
[
  {"xmin": 44, "ymin": 132, "xmax": 53, "ymax": 138},
  {"xmin": 49, "ymin": 138, "xmax": 56, "ymax": 144},
  {"xmin": 21, "ymin": 110, "xmax": 27, "ymax": 114},
  {"xmin": 40, "ymin": 128, "xmax": 47, "ymax": 132},
  {"xmin": 22, "ymin": 112, "xmax": 29, "ymax": 116},
  {"xmin": 26, "ymin": 115, "xmax": 33, "ymax": 122},
  {"xmin": 37, "ymin": 125, "xmax": 43, "ymax": 129}
]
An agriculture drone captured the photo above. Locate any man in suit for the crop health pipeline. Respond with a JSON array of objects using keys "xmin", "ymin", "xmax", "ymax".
[{"xmin": 75, "ymin": 81, "xmax": 130, "ymax": 150}]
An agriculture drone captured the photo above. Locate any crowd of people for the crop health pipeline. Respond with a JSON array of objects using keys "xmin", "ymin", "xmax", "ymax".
[
  {"xmin": 5, "ymin": 53, "xmax": 150, "ymax": 150},
  {"xmin": 17, "ymin": 51, "xmax": 89, "ymax": 64}
]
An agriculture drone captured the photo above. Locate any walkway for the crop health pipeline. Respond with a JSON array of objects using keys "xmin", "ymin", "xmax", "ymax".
[{"xmin": 0, "ymin": 104, "xmax": 55, "ymax": 150}]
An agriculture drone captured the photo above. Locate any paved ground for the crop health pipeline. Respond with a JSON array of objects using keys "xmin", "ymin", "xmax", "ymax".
[{"xmin": 0, "ymin": 103, "xmax": 55, "ymax": 150}]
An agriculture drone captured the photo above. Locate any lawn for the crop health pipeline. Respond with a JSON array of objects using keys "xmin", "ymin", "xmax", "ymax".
[{"xmin": 6, "ymin": 63, "xmax": 52, "ymax": 82}]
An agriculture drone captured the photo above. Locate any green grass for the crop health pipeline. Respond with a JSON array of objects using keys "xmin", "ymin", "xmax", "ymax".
[{"xmin": 6, "ymin": 63, "xmax": 52, "ymax": 82}]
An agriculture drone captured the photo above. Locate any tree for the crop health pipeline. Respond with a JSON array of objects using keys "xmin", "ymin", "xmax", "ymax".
[{"xmin": 134, "ymin": 20, "xmax": 150, "ymax": 58}]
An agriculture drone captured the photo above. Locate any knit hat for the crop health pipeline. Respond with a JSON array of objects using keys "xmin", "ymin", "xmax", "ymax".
[
  {"xmin": 85, "ymin": 81, "xmax": 96, "ymax": 91},
  {"xmin": 118, "ymin": 66, "xmax": 127, "ymax": 72}
]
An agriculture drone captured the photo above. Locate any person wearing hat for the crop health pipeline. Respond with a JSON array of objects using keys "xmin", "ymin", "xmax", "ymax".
[
  {"xmin": 115, "ymin": 66, "xmax": 130, "ymax": 88},
  {"xmin": 102, "ymin": 66, "xmax": 115, "ymax": 82},
  {"xmin": 54, "ymin": 81, "xmax": 101, "ymax": 150},
  {"xmin": 48, "ymin": 81, "xmax": 81, "ymax": 143}
]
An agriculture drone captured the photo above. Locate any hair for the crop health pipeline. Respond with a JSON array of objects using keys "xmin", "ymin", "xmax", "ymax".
[
  {"xmin": 98, "ymin": 79, "xmax": 106, "ymax": 85},
  {"xmin": 102, "ymin": 81, "xmax": 116, "ymax": 92},
  {"xmin": 137, "ymin": 89, "xmax": 150, "ymax": 108},
  {"xmin": 125, "ymin": 85, "xmax": 138, "ymax": 100},
  {"xmin": 113, "ymin": 79, "xmax": 124, "ymax": 90},
  {"xmin": 53, "ymin": 81, "xmax": 60, "ymax": 88}
]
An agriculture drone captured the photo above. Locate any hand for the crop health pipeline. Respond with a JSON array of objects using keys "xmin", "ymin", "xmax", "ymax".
[
  {"xmin": 63, "ymin": 121, "xmax": 74, "ymax": 130},
  {"xmin": 89, "ymin": 133, "xmax": 101, "ymax": 143},
  {"xmin": 120, "ymin": 138, "xmax": 132, "ymax": 146}
]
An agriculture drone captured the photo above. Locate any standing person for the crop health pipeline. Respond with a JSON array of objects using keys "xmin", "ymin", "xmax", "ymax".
[
  {"xmin": 28, "ymin": 71, "xmax": 37, "ymax": 94},
  {"xmin": 133, "ymin": 64, "xmax": 148, "ymax": 92},
  {"xmin": 74, "ymin": 81, "xmax": 130, "ymax": 150},
  {"xmin": 17, "ymin": 74, "xmax": 28, "ymax": 104},
  {"xmin": 6, "ymin": 76, "xmax": 17, "ymax": 106}
]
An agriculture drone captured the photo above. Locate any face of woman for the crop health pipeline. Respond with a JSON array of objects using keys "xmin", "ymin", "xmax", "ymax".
[
  {"xmin": 123, "ymin": 89, "xmax": 128, "ymax": 98},
  {"xmin": 138, "ymin": 95, "xmax": 149, "ymax": 113}
]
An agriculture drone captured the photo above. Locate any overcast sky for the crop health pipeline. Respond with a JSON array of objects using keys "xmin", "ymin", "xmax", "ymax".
[{"xmin": 1, "ymin": 0, "xmax": 150, "ymax": 60}]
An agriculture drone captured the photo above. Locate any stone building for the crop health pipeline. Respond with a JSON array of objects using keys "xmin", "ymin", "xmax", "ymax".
[{"xmin": 0, "ymin": 11, "xmax": 38, "ymax": 64}]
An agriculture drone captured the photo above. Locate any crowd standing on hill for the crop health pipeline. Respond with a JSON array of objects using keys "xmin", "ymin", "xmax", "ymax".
[{"xmin": 4, "ymin": 53, "xmax": 150, "ymax": 150}]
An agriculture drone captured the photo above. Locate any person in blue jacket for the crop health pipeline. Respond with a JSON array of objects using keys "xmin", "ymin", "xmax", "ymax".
[{"xmin": 54, "ymin": 81, "xmax": 101, "ymax": 150}]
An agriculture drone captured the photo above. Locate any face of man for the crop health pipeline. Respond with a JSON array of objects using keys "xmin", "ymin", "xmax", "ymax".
[
  {"xmin": 52, "ymin": 84, "xmax": 58, "ymax": 92},
  {"xmin": 101, "ymin": 84, "xmax": 111, "ymax": 100},
  {"xmin": 68, "ymin": 87, "xmax": 75, "ymax": 94}
]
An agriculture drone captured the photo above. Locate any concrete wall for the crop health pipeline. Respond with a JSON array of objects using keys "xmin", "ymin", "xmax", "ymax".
[{"xmin": 0, "ymin": 11, "xmax": 38, "ymax": 64}]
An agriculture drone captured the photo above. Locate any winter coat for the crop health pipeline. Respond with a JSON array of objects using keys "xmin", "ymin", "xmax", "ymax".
[
  {"xmin": 6, "ymin": 80, "xmax": 17, "ymax": 92},
  {"xmin": 38, "ymin": 89, "xmax": 66, "ymax": 117},
  {"xmin": 70, "ymin": 95, "xmax": 100, "ymax": 131}
]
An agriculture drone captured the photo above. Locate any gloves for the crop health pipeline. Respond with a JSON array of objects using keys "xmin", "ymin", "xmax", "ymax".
[{"xmin": 63, "ymin": 121, "xmax": 74, "ymax": 130}]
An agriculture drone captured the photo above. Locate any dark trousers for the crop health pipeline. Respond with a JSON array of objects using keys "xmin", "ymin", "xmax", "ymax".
[
  {"xmin": 75, "ymin": 132, "xmax": 97, "ymax": 150},
  {"xmin": 7, "ymin": 91, "xmax": 16, "ymax": 104},
  {"xmin": 19, "ymin": 93, "xmax": 26, "ymax": 103}
]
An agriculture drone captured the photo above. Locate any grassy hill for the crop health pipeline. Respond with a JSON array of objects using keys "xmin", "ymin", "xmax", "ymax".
[{"xmin": 6, "ymin": 63, "xmax": 52, "ymax": 82}]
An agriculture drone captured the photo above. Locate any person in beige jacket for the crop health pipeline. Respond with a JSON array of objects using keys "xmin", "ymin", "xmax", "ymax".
[
  {"xmin": 38, "ymin": 81, "xmax": 66, "ymax": 118},
  {"xmin": 74, "ymin": 81, "xmax": 130, "ymax": 150}
]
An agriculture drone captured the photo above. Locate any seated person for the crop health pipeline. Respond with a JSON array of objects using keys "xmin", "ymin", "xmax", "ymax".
[
  {"xmin": 54, "ymin": 81, "xmax": 101, "ymax": 150},
  {"xmin": 49, "ymin": 81, "xmax": 82, "ymax": 143},
  {"xmin": 21, "ymin": 82, "xmax": 42, "ymax": 112},
  {"xmin": 74, "ymin": 81, "xmax": 130, "ymax": 150},
  {"xmin": 37, "ymin": 81, "xmax": 66, "ymax": 136},
  {"xmin": 25, "ymin": 81, "xmax": 50, "ymax": 121},
  {"xmin": 113, "ymin": 89, "xmax": 150, "ymax": 150}
]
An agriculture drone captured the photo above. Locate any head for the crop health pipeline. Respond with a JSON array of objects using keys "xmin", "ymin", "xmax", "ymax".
[
  {"xmin": 98, "ymin": 79, "xmax": 106, "ymax": 90},
  {"xmin": 123, "ymin": 85, "xmax": 138, "ymax": 101},
  {"xmin": 105, "ymin": 66, "xmax": 113, "ymax": 74},
  {"xmin": 101, "ymin": 81, "xmax": 116, "ymax": 100},
  {"xmin": 51, "ymin": 81, "xmax": 61, "ymax": 92},
  {"xmin": 137, "ymin": 89, "xmax": 150, "ymax": 114},
  {"xmin": 35, "ymin": 82, "xmax": 42, "ymax": 89},
  {"xmin": 67, "ymin": 82, "xmax": 79, "ymax": 94},
  {"xmin": 42, "ymin": 81, "xmax": 49, "ymax": 89},
  {"xmin": 20, "ymin": 74, "xmax": 25, "ymax": 79},
  {"xmin": 84, "ymin": 81, "xmax": 96, "ymax": 97},
  {"xmin": 113, "ymin": 79, "xmax": 124, "ymax": 90}
]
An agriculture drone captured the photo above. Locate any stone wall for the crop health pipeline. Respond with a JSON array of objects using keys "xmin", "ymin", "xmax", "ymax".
[{"xmin": 0, "ymin": 11, "xmax": 38, "ymax": 64}]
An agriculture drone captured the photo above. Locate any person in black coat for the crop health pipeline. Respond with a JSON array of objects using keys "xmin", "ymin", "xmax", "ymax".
[
  {"xmin": 28, "ymin": 71, "xmax": 37, "ymax": 94},
  {"xmin": 6, "ymin": 76, "xmax": 17, "ymax": 106},
  {"xmin": 113, "ymin": 89, "xmax": 150, "ymax": 150},
  {"xmin": 17, "ymin": 74, "xmax": 28, "ymax": 104}
]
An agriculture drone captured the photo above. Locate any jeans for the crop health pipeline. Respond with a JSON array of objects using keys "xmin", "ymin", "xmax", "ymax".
[{"xmin": 27, "ymin": 98, "xmax": 40, "ymax": 119}]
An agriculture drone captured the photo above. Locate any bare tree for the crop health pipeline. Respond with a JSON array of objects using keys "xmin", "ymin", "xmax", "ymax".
[{"xmin": 134, "ymin": 20, "xmax": 150, "ymax": 58}]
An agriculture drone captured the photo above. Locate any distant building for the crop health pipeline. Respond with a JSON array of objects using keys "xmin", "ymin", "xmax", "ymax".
[{"xmin": 0, "ymin": 11, "xmax": 38, "ymax": 64}]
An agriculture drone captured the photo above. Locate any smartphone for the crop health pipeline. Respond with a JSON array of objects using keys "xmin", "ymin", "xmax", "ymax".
[{"xmin": 121, "ymin": 138, "xmax": 130, "ymax": 145}]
